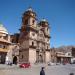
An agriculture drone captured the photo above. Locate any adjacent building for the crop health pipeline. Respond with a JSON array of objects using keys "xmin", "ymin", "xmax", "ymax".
[
  {"xmin": 50, "ymin": 46, "xmax": 72, "ymax": 63},
  {"xmin": 0, "ymin": 24, "xmax": 19, "ymax": 64},
  {"xmin": 0, "ymin": 23, "xmax": 11, "ymax": 64}
]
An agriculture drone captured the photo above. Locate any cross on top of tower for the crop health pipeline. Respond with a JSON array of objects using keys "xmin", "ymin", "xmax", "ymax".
[
  {"xmin": 26, "ymin": 7, "xmax": 33, "ymax": 12},
  {"xmin": 41, "ymin": 18, "xmax": 47, "ymax": 22},
  {"xmin": 23, "ymin": 7, "xmax": 36, "ymax": 19}
]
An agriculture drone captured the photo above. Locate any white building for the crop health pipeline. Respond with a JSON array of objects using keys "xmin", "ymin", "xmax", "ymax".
[{"xmin": 0, "ymin": 23, "xmax": 11, "ymax": 64}]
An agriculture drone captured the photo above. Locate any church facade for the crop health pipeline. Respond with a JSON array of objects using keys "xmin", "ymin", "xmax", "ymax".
[{"xmin": 19, "ymin": 8, "xmax": 51, "ymax": 64}]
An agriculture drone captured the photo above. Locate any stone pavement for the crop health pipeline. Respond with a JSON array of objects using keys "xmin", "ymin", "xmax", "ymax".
[{"xmin": 0, "ymin": 64, "xmax": 75, "ymax": 75}]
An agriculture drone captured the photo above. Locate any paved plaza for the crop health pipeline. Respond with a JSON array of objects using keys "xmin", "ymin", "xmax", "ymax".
[{"xmin": 0, "ymin": 64, "xmax": 75, "ymax": 75}]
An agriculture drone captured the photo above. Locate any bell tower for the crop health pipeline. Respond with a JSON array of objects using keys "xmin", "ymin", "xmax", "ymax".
[
  {"xmin": 19, "ymin": 7, "xmax": 38, "ymax": 64},
  {"xmin": 21, "ymin": 7, "xmax": 37, "ymax": 30},
  {"xmin": 39, "ymin": 19, "xmax": 51, "ymax": 63}
]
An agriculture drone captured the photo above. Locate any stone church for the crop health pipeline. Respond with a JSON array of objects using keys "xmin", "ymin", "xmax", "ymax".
[{"xmin": 18, "ymin": 8, "xmax": 51, "ymax": 64}]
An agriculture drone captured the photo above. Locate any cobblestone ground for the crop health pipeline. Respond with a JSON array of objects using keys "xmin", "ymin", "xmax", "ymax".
[{"xmin": 0, "ymin": 64, "xmax": 75, "ymax": 75}]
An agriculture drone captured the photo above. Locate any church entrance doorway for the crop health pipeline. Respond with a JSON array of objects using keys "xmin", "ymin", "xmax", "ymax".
[
  {"xmin": 0, "ymin": 52, "xmax": 7, "ymax": 64},
  {"xmin": 13, "ymin": 56, "xmax": 17, "ymax": 64},
  {"xmin": 39, "ymin": 55, "xmax": 43, "ymax": 63}
]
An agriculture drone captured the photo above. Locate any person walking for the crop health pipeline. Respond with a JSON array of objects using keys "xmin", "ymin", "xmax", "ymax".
[
  {"xmin": 70, "ymin": 73, "xmax": 74, "ymax": 75},
  {"xmin": 40, "ymin": 67, "xmax": 45, "ymax": 75}
]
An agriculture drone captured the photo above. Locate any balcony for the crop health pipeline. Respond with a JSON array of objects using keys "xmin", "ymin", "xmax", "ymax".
[{"xmin": 0, "ymin": 48, "xmax": 8, "ymax": 52}]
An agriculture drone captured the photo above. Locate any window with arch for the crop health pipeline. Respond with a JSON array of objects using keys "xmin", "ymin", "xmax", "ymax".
[
  {"xmin": 24, "ymin": 19, "xmax": 28, "ymax": 25},
  {"xmin": 32, "ymin": 41, "xmax": 34, "ymax": 46},
  {"xmin": 47, "ymin": 39, "xmax": 49, "ymax": 42},
  {"xmin": 22, "ymin": 55, "xmax": 23, "ymax": 59},
  {"xmin": 0, "ymin": 44, "xmax": 2, "ymax": 48},
  {"xmin": 68, "ymin": 53, "xmax": 71, "ymax": 56},
  {"xmin": 47, "ymin": 28, "xmax": 48, "ymax": 31},
  {"xmin": 0, "ymin": 36, "xmax": 2, "ymax": 38},
  {"xmin": 32, "ymin": 20, "xmax": 35, "ymax": 25},
  {"xmin": 47, "ymin": 46, "xmax": 48, "ymax": 49}
]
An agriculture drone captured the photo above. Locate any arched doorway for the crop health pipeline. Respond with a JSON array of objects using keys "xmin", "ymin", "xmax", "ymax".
[
  {"xmin": 13, "ymin": 56, "xmax": 17, "ymax": 64},
  {"xmin": 39, "ymin": 55, "xmax": 43, "ymax": 63}
]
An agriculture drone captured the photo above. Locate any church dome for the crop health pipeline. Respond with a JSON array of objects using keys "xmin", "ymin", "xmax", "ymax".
[
  {"xmin": 41, "ymin": 18, "xmax": 48, "ymax": 22},
  {"xmin": 39, "ymin": 18, "xmax": 49, "ymax": 26},
  {"xmin": 0, "ymin": 23, "xmax": 8, "ymax": 34},
  {"xmin": 41, "ymin": 18, "xmax": 47, "ymax": 22}
]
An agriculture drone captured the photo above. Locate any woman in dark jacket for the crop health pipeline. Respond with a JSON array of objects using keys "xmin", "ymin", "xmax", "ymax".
[{"xmin": 40, "ymin": 67, "xmax": 45, "ymax": 75}]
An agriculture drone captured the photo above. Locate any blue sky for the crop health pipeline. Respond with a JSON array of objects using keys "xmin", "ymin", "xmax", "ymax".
[{"xmin": 0, "ymin": 0, "xmax": 75, "ymax": 48}]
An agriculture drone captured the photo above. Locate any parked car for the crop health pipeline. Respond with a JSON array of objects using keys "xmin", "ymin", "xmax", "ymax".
[
  {"xmin": 19, "ymin": 63, "xmax": 31, "ymax": 68},
  {"xmin": 56, "ymin": 63, "xmax": 61, "ymax": 65},
  {"xmin": 48, "ymin": 62, "xmax": 56, "ymax": 66}
]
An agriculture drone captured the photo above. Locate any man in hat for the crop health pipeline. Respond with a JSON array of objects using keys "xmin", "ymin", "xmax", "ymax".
[
  {"xmin": 40, "ymin": 67, "xmax": 45, "ymax": 75},
  {"xmin": 70, "ymin": 73, "xmax": 74, "ymax": 75}
]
